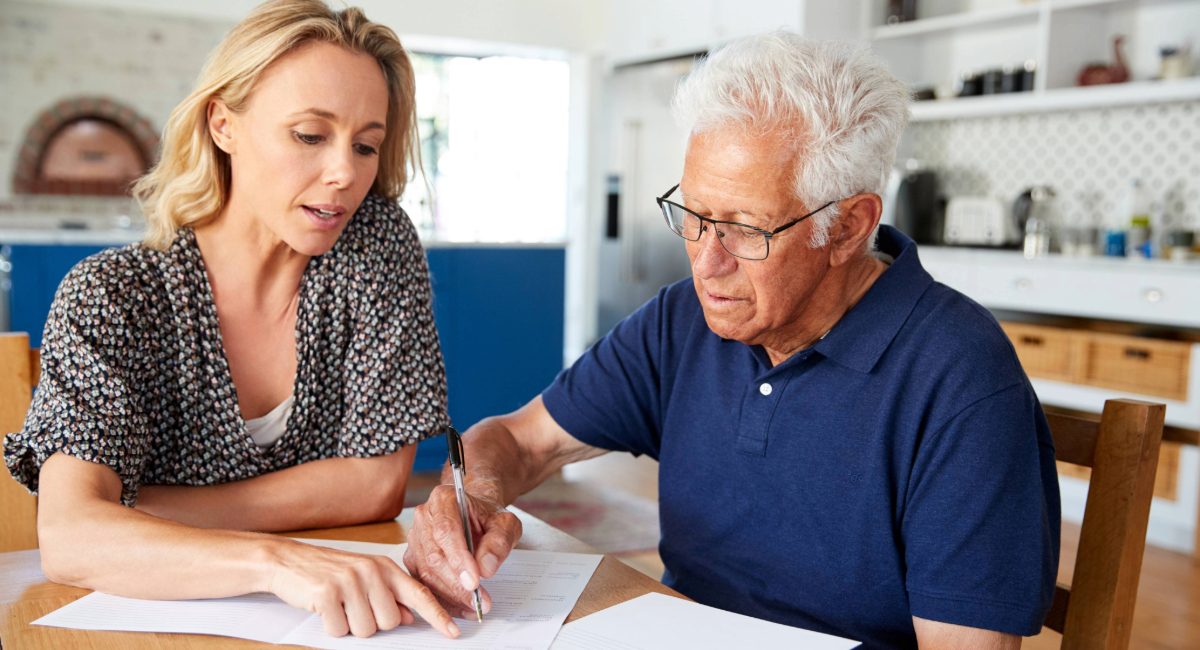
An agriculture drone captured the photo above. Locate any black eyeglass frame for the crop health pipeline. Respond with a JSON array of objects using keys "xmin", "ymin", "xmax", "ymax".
[{"xmin": 656, "ymin": 184, "xmax": 836, "ymax": 260}]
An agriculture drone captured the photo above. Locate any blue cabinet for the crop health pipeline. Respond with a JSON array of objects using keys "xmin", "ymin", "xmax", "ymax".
[
  {"xmin": 419, "ymin": 247, "xmax": 565, "ymax": 470},
  {"xmin": 8, "ymin": 244, "xmax": 112, "ymax": 349},
  {"xmin": 3, "ymin": 242, "xmax": 565, "ymax": 471}
]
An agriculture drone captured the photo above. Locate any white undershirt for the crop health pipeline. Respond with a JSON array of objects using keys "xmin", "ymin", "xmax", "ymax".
[{"xmin": 243, "ymin": 395, "xmax": 294, "ymax": 449}]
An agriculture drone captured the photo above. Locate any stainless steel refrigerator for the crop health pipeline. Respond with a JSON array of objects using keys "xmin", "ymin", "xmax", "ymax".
[{"xmin": 596, "ymin": 57, "xmax": 696, "ymax": 336}]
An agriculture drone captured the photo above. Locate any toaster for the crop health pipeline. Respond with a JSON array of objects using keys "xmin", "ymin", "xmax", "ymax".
[{"xmin": 942, "ymin": 197, "xmax": 1017, "ymax": 246}]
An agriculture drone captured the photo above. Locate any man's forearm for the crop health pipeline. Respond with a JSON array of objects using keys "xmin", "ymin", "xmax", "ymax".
[
  {"xmin": 913, "ymin": 616, "xmax": 1021, "ymax": 650},
  {"xmin": 136, "ymin": 446, "xmax": 416, "ymax": 531},
  {"xmin": 440, "ymin": 417, "xmax": 535, "ymax": 508}
]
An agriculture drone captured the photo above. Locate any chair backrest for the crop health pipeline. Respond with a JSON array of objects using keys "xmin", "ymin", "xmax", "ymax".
[
  {"xmin": 1, "ymin": 332, "xmax": 40, "ymax": 552},
  {"xmin": 1042, "ymin": 398, "xmax": 1165, "ymax": 650}
]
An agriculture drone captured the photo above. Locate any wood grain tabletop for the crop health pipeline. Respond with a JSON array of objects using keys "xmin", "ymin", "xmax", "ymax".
[{"xmin": 0, "ymin": 505, "xmax": 686, "ymax": 650}]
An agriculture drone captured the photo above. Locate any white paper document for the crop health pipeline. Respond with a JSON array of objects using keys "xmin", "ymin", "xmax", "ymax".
[
  {"xmin": 549, "ymin": 593, "xmax": 860, "ymax": 650},
  {"xmin": 33, "ymin": 538, "xmax": 602, "ymax": 650}
]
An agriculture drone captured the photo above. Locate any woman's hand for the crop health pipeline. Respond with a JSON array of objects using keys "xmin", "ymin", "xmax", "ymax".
[{"xmin": 267, "ymin": 541, "xmax": 460, "ymax": 639}]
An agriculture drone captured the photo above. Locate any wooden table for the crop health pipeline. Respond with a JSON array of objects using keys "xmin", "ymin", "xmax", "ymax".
[{"xmin": 0, "ymin": 506, "xmax": 686, "ymax": 649}]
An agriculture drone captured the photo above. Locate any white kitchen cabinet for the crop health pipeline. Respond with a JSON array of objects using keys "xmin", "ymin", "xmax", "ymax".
[
  {"xmin": 607, "ymin": 0, "xmax": 716, "ymax": 67},
  {"xmin": 711, "ymin": 0, "xmax": 802, "ymax": 41},
  {"xmin": 920, "ymin": 246, "xmax": 1200, "ymax": 328},
  {"xmin": 920, "ymin": 245, "xmax": 1200, "ymax": 553},
  {"xmin": 606, "ymin": 0, "xmax": 860, "ymax": 68}
]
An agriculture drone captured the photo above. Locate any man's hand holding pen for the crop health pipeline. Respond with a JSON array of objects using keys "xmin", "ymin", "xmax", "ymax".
[{"xmin": 403, "ymin": 427, "xmax": 524, "ymax": 621}]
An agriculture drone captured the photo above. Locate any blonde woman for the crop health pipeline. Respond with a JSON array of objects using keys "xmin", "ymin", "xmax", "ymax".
[{"xmin": 2, "ymin": 0, "xmax": 462, "ymax": 640}]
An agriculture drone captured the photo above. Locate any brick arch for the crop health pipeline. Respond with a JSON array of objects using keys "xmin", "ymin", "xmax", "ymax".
[{"xmin": 12, "ymin": 96, "xmax": 160, "ymax": 196}]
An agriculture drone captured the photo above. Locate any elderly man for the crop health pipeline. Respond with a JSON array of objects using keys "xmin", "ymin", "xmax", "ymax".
[{"xmin": 405, "ymin": 33, "xmax": 1059, "ymax": 650}]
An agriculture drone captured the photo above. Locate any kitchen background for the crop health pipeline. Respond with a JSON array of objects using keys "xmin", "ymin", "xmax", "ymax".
[{"xmin": 2, "ymin": 0, "xmax": 1199, "ymax": 646}]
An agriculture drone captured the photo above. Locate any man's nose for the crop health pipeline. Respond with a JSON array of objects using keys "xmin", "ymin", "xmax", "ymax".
[{"xmin": 691, "ymin": 224, "xmax": 737, "ymax": 278}]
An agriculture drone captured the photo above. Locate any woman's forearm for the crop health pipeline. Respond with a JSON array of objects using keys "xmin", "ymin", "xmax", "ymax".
[
  {"xmin": 38, "ymin": 452, "xmax": 461, "ymax": 639},
  {"xmin": 43, "ymin": 500, "xmax": 285, "ymax": 599},
  {"xmin": 38, "ymin": 453, "xmax": 283, "ymax": 599},
  {"xmin": 136, "ymin": 446, "xmax": 417, "ymax": 532}
]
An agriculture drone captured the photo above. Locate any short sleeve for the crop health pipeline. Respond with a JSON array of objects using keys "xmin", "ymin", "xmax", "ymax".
[
  {"xmin": 3, "ymin": 258, "xmax": 151, "ymax": 506},
  {"xmin": 336, "ymin": 203, "xmax": 450, "ymax": 455},
  {"xmin": 541, "ymin": 288, "xmax": 668, "ymax": 459},
  {"xmin": 902, "ymin": 382, "xmax": 1060, "ymax": 636}
]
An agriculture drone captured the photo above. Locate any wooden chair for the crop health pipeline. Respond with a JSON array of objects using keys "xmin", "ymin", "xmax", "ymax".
[
  {"xmin": 1043, "ymin": 398, "xmax": 1166, "ymax": 650},
  {"xmin": 1, "ymin": 332, "xmax": 40, "ymax": 553}
]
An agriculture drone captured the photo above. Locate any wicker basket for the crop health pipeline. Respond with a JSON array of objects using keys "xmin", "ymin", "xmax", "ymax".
[
  {"xmin": 1000, "ymin": 322, "xmax": 1192, "ymax": 402},
  {"xmin": 1082, "ymin": 332, "xmax": 1191, "ymax": 402},
  {"xmin": 1000, "ymin": 322, "xmax": 1086, "ymax": 383}
]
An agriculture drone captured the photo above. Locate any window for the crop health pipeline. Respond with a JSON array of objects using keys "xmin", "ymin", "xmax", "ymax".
[{"xmin": 403, "ymin": 53, "xmax": 570, "ymax": 243}]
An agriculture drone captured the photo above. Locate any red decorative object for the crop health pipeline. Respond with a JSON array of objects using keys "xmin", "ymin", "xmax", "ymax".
[{"xmin": 1077, "ymin": 35, "xmax": 1130, "ymax": 86}]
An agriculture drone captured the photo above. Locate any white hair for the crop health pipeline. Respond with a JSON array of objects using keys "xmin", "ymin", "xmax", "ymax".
[{"xmin": 672, "ymin": 32, "xmax": 910, "ymax": 249}]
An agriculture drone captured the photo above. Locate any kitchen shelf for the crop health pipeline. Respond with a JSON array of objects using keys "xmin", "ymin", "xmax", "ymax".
[
  {"xmin": 869, "ymin": 0, "xmax": 1125, "ymax": 40},
  {"xmin": 909, "ymin": 77, "xmax": 1200, "ymax": 121},
  {"xmin": 870, "ymin": 2, "xmax": 1041, "ymax": 40}
]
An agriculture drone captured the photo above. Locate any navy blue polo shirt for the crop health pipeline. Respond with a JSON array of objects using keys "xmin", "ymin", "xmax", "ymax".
[{"xmin": 542, "ymin": 226, "xmax": 1060, "ymax": 649}]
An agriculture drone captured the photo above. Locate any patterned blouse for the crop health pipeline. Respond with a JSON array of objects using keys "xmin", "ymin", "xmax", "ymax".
[{"xmin": 4, "ymin": 194, "xmax": 449, "ymax": 506}]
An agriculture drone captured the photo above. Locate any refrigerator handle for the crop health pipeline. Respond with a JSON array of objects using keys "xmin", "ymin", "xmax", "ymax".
[{"xmin": 620, "ymin": 120, "xmax": 644, "ymax": 283}]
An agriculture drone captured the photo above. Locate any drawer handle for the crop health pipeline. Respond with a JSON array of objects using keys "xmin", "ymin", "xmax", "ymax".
[
  {"xmin": 1124, "ymin": 348, "xmax": 1151, "ymax": 360},
  {"xmin": 1143, "ymin": 288, "xmax": 1163, "ymax": 303},
  {"xmin": 1021, "ymin": 336, "xmax": 1044, "ymax": 346},
  {"xmin": 1015, "ymin": 278, "xmax": 1033, "ymax": 291}
]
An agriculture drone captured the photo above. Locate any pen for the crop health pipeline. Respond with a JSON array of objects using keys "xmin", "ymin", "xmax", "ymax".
[{"xmin": 445, "ymin": 425, "xmax": 484, "ymax": 623}]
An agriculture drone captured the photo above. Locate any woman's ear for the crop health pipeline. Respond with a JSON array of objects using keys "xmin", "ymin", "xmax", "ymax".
[{"xmin": 207, "ymin": 100, "xmax": 236, "ymax": 154}]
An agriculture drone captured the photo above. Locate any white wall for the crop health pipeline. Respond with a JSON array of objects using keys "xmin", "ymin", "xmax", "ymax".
[
  {"xmin": 564, "ymin": 52, "xmax": 605, "ymax": 364},
  {"xmin": 29, "ymin": 0, "xmax": 608, "ymax": 53},
  {"xmin": 0, "ymin": 1, "xmax": 234, "ymax": 212},
  {"xmin": 0, "ymin": 0, "xmax": 606, "ymax": 213}
]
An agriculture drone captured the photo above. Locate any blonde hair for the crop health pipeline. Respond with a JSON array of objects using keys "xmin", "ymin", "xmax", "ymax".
[{"xmin": 133, "ymin": 0, "xmax": 419, "ymax": 250}]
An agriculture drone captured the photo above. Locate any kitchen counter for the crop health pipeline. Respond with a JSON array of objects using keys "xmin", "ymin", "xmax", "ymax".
[
  {"xmin": 918, "ymin": 245, "xmax": 1200, "ymax": 330},
  {"xmin": 0, "ymin": 228, "xmax": 144, "ymax": 245},
  {"xmin": 919, "ymin": 245, "xmax": 1200, "ymax": 271},
  {"xmin": 0, "ymin": 228, "xmax": 566, "ymax": 248}
]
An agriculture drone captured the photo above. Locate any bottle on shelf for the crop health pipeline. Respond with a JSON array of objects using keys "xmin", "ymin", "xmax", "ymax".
[
  {"xmin": 1103, "ymin": 228, "xmax": 1127, "ymax": 257},
  {"xmin": 1022, "ymin": 186, "xmax": 1054, "ymax": 259},
  {"xmin": 1122, "ymin": 178, "xmax": 1153, "ymax": 259}
]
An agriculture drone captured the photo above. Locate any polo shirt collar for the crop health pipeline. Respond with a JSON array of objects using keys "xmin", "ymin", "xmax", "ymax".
[{"xmin": 810, "ymin": 225, "xmax": 934, "ymax": 374}]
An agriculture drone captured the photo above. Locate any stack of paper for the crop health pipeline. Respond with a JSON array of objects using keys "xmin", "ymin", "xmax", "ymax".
[
  {"xmin": 550, "ymin": 593, "xmax": 860, "ymax": 650},
  {"xmin": 33, "ymin": 538, "xmax": 602, "ymax": 650}
]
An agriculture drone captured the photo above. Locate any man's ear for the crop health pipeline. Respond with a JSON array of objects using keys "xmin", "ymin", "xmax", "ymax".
[
  {"xmin": 829, "ymin": 193, "xmax": 882, "ymax": 267},
  {"xmin": 207, "ymin": 100, "xmax": 236, "ymax": 155}
]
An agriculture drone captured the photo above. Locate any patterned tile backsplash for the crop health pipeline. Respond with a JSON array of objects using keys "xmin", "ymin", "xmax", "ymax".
[{"xmin": 907, "ymin": 101, "xmax": 1200, "ymax": 231}]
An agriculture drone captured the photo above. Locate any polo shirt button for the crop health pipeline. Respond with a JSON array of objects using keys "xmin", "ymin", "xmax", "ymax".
[{"xmin": 759, "ymin": 382, "xmax": 772, "ymax": 396}]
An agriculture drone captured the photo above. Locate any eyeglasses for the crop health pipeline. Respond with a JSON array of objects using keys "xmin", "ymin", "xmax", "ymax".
[{"xmin": 656, "ymin": 184, "xmax": 835, "ymax": 261}]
